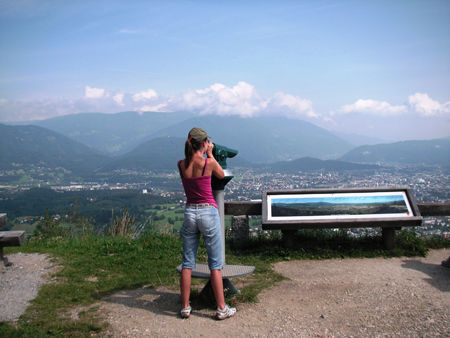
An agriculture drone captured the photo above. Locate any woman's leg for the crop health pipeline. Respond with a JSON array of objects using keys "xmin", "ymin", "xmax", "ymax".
[
  {"xmin": 210, "ymin": 269, "xmax": 225, "ymax": 310},
  {"xmin": 180, "ymin": 268, "xmax": 192, "ymax": 308},
  {"xmin": 198, "ymin": 207, "xmax": 226, "ymax": 310},
  {"xmin": 180, "ymin": 208, "xmax": 199, "ymax": 308}
]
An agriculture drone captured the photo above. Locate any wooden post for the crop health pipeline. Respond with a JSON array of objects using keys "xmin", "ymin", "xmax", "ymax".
[
  {"xmin": 0, "ymin": 214, "xmax": 6, "ymax": 230},
  {"xmin": 382, "ymin": 227, "xmax": 396, "ymax": 250},
  {"xmin": 231, "ymin": 215, "xmax": 249, "ymax": 248},
  {"xmin": 282, "ymin": 230, "xmax": 297, "ymax": 249}
]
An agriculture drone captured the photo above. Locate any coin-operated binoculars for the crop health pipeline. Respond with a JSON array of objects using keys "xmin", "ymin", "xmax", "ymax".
[
  {"xmin": 209, "ymin": 143, "xmax": 254, "ymax": 296},
  {"xmin": 211, "ymin": 144, "xmax": 238, "ymax": 265},
  {"xmin": 211, "ymin": 144, "xmax": 238, "ymax": 190}
]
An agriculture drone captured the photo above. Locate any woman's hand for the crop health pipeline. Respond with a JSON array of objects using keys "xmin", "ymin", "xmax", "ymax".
[{"xmin": 206, "ymin": 141, "xmax": 214, "ymax": 158}]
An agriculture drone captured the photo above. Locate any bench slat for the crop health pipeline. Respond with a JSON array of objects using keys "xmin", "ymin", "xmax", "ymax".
[{"xmin": 0, "ymin": 231, "xmax": 26, "ymax": 247}]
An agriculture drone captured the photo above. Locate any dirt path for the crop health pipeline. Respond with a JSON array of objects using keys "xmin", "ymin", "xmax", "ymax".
[
  {"xmin": 0, "ymin": 253, "xmax": 55, "ymax": 322},
  {"xmin": 98, "ymin": 249, "xmax": 450, "ymax": 337}
]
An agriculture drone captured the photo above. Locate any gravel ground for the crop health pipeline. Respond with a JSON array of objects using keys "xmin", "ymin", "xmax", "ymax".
[
  {"xmin": 1, "ymin": 249, "xmax": 449, "ymax": 337},
  {"xmin": 0, "ymin": 253, "xmax": 55, "ymax": 322},
  {"xmin": 99, "ymin": 248, "xmax": 450, "ymax": 337}
]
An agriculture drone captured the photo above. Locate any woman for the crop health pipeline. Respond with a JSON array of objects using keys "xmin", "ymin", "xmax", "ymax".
[{"xmin": 177, "ymin": 127, "xmax": 236, "ymax": 320}]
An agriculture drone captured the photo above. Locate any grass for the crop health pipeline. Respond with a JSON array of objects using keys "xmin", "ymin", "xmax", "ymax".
[
  {"xmin": 1, "ymin": 230, "xmax": 449, "ymax": 337},
  {"xmin": 1, "ymin": 234, "xmax": 182, "ymax": 337}
]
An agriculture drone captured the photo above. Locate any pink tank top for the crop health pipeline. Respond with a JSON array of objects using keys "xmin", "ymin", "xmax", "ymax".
[{"xmin": 179, "ymin": 158, "xmax": 218, "ymax": 208}]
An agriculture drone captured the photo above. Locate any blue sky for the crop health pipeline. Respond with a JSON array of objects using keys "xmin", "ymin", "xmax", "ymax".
[{"xmin": 0, "ymin": 0, "xmax": 449, "ymax": 141}]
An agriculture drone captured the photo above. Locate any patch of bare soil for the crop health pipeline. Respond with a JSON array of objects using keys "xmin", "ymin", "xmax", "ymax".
[
  {"xmin": 92, "ymin": 249, "xmax": 449, "ymax": 337},
  {"xmin": 0, "ymin": 253, "xmax": 56, "ymax": 322}
]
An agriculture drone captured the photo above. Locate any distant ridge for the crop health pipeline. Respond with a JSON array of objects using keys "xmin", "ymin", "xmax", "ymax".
[
  {"xmin": 30, "ymin": 111, "xmax": 193, "ymax": 155},
  {"xmin": 332, "ymin": 131, "xmax": 386, "ymax": 146},
  {"xmin": 147, "ymin": 114, "xmax": 353, "ymax": 163},
  {"xmin": 101, "ymin": 136, "xmax": 185, "ymax": 171},
  {"xmin": 102, "ymin": 144, "xmax": 379, "ymax": 172},
  {"xmin": 18, "ymin": 111, "xmax": 354, "ymax": 164},
  {"xmin": 0, "ymin": 124, "xmax": 109, "ymax": 173},
  {"xmin": 340, "ymin": 137, "xmax": 450, "ymax": 165}
]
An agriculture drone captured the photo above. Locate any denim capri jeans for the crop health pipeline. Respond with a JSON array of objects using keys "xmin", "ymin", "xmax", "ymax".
[{"xmin": 181, "ymin": 205, "xmax": 223, "ymax": 271}]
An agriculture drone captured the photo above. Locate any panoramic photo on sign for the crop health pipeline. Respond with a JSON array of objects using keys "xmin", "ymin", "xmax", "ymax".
[{"xmin": 267, "ymin": 191, "xmax": 414, "ymax": 221}]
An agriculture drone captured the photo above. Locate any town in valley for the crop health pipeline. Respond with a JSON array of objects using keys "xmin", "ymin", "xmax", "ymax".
[{"xmin": 1, "ymin": 164, "xmax": 448, "ymax": 238}]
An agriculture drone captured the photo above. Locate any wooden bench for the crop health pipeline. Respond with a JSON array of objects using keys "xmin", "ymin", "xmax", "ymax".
[
  {"xmin": 0, "ymin": 229, "xmax": 26, "ymax": 267},
  {"xmin": 225, "ymin": 188, "xmax": 450, "ymax": 250}
]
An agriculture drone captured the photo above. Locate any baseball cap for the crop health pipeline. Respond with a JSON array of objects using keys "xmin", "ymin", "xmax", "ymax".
[{"xmin": 188, "ymin": 127, "xmax": 211, "ymax": 142}]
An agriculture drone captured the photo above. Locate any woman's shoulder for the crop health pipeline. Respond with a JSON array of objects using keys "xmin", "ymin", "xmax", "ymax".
[{"xmin": 192, "ymin": 156, "xmax": 206, "ymax": 165}]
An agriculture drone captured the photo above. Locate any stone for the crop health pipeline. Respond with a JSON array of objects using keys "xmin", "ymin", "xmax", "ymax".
[{"xmin": 231, "ymin": 215, "xmax": 249, "ymax": 248}]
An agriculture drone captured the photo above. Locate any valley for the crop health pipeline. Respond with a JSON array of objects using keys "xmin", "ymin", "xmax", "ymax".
[{"xmin": 1, "ymin": 111, "xmax": 448, "ymax": 239}]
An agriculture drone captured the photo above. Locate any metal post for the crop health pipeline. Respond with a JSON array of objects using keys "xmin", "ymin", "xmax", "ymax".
[
  {"xmin": 212, "ymin": 188, "xmax": 241, "ymax": 296},
  {"xmin": 213, "ymin": 189, "xmax": 226, "ymax": 264}
]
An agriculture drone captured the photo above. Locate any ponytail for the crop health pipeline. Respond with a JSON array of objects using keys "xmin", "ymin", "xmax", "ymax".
[
  {"xmin": 184, "ymin": 137, "xmax": 204, "ymax": 168},
  {"xmin": 184, "ymin": 139, "xmax": 194, "ymax": 168}
]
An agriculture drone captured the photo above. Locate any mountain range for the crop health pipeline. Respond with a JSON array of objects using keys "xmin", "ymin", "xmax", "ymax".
[
  {"xmin": 0, "ymin": 123, "xmax": 108, "ymax": 173},
  {"xmin": 2, "ymin": 111, "xmax": 449, "ymax": 177},
  {"xmin": 24, "ymin": 112, "xmax": 354, "ymax": 162},
  {"xmin": 30, "ymin": 111, "xmax": 192, "ymax": 155},
  {"xmin": 102, "ymin": 136, "xmax": 185, "ymax": 171},
  {"xmin": 340, "ymin": 138, "xmax": 450, "ymax": 166}
]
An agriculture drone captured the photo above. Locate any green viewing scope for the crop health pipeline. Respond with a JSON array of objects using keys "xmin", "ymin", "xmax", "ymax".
[
  {"xmin": 212, "ymin": 143, "xmax": 238, "ymax": 170},
  {"xmin": 211, "ymin": 143, "xmax": 238, "ymax": 190}
]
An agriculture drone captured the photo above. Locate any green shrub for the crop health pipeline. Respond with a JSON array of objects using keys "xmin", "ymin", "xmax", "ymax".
[
  {"xmin": 34, "ymin": 209, "xmax": 69, "ymax": 239},
  {"xmin": 394, "ymin": 231, "xmax": 428, "ymax": 256}
]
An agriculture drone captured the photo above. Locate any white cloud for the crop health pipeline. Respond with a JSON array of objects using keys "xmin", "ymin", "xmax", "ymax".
[
  {"xmin": 178, "ymin": 81, "xmax": 263, "ymax": 117},
  {"xmin": 133, "ymin": 89, "xmax": 158, "ymax": 102},
  {"xmin": 408, "ymin": 93, "xmax": 450, "ymax": 116},
  {"xmin": 5, "ymin": 82, "xmax": 449, "ymax": 141},
  {"xmin": 113, "ymin": 93, "xmax": 124, "ymax": 106},
  {"xmin": 171, "ymin": 81, "xmax": 317, "ymax": 119},
  {"xmin": 339, "ymin": 99, "xmax": 407, "ymax": 115},
  {"xmin": 85, "ymin": 86, "xmax": 106, "ymax": 99},
  {"xmin": 0, "ymin": 82, "xmax": 319, "ymax": 122},
  {"xmin": 269, "ymin": 92, "xmax": 317, "ymax": 118},
  {"xmin": 0, "ymin": 98, "xmax": 83, "ymax": 122}
]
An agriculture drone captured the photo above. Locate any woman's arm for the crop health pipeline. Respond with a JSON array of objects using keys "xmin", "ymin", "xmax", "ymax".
[{"xmin": 206, "ymin": 142, "xmax": 225, "ymax": 179}]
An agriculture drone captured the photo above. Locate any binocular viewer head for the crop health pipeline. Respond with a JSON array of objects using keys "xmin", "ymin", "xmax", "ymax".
[
  {"xmin": 212, "ymin": 143, "xmax": 238, "ymax": 170},
  {"xmin": 211, "ymin": 143, "xmax": 238, "ymax": 190}
]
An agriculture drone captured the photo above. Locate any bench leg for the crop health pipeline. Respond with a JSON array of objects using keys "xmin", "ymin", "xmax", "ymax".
[
  {"xmin": 0, "ymin": 246, "xmax": 12, "ymax": 267},
  {"xmin": 382, "ymin": 227, "xmax": 396, "ymax": 250},
  {"xmin": 199, "ymin": 278, "xmax": 239, "ymax": 302},
  {"xmin": 281, "ymin": 230, "xmax": 296, "ymax": 249}
]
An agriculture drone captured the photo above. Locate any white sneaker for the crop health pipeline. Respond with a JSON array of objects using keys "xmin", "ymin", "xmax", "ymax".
[
  {"xmin": 180, "ymin": 306, "xmax": 191, "ymax": 318},
  {"xmin": 216, "ymin": 305, "xmax": 236, "ymax": 320}
]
